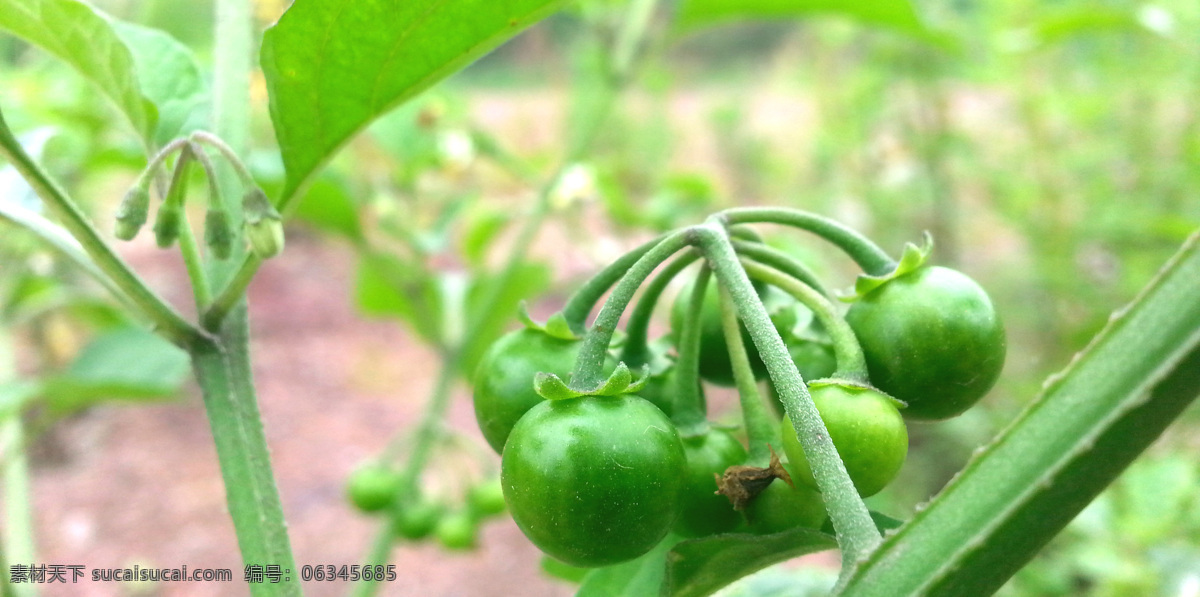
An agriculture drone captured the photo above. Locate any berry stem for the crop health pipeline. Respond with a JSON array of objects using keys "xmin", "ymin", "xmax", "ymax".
[
  {"xmin": 618, "ymin": 248, "xmax": 701, "ymax": 368},
  {"xmin": 717, "ymin": 285, "xmax": 777, "ymax": 465},
  {"xmin": 569, "ymin": 230, "xmax": 692, "ymax": 391},
  {"xmin": 740, "ymin": 259, "xmax": 870, "ymax": 384},
  {"xmin": 722, "ymin": 207, "xmax": 896, "ymax": 276},
  {"xmin": 692, "ymin": 218, "xmax": 880, "ymax": 582},
  {"xmin": 560, "ymin": 234, "xmax": 668, "ymax": 334},
  {"xmin": 670, "ymin": 264, "xmax": 712, "ymax": 436}
]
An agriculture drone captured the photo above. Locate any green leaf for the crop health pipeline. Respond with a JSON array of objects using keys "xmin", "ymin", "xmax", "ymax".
[
  {"xmin": 0, "ymin": 0, "xmax": 156, "ymax": 139},
  {"xmin": 674, "ymin": 0, "xmax": 927, "ymax": 38},
  {"xmin": 292, "ymin": 175, "xmax": 363, "ymax": 241},
  {"xmin": 354, "ymin": 252, "xmax": 443, "ymax": 345},
  {"xmin": 837, "ymin": 229, "xmax": 1200, "ymax": 597},
  {"xmin": 260, "ymin": 0, "xmax": 565, "ymax": 200},
  {"xmin": 111, "ymin": 21, "xmax": 208, "ymax": 145},
  {"xmin": 41, "ymin": 327, "xmax": 189, "ymax": 412},
  {"xmin": 664, "ymin": 528, "xmax": 838, "ymax": 597},
  {"xmin": 577, "ymin": 535, "xmax": 681, "ymax": 597}
]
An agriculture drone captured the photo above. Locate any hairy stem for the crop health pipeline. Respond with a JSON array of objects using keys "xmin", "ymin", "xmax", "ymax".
[
  {"xmin": 693, "ymin": 219, "xmax": 880, "ymax": 582},
  {"xmin": 0, "ymin": 108, "xmax": 202, "ymax": 348},
  {"xmin": 718, "ymin": 286, "xmax": 778, "ymax": 464},
  {"xmin": 722, "ymin": 207, "xmax": 895, "ymax": 276},
  {"xmin": 740, "ymin": 259, "xmax": 868, "ymax": 383},
  {"xmin": 618, "ymin": 249, "xmax": 700, "ymax": 368},
  {"xmin": 670, "ymin": 264, "xmax": 711, "ymax": 436}
]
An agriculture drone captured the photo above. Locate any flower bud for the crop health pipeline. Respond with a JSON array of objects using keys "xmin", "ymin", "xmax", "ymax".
[
  {"xmin": 204, "ymin": 208, "xmax": 233, "ymax": 260},
  {"xmin": 113, "ymin": 187, "xmax": 151, "ymax": 241},
  {"xmin": 242, "ymin": 188, "xmax": 284, "ymax": 259},
  {"xmin": 152, "ymin": 202, "xmax": 182, "ymax": 248}
]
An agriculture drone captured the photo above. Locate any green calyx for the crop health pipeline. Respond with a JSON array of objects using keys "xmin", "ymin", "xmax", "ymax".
[
  {"xmin": 242, "ymin": 187, "xmax": 285, "ymax": 259},
  {"xmin": 204, "ymin": 208, "xmax": 234, "ymax": 260},
  {"xmin": 534, "ymin": 361, "xmax": 649, "ymax": 400},
  {"xmin": 152, "ymin": 201, "xmax": 183, "ymax": 248},
  {"xmin": 806, "ymin": 377, "xmax": 908, "ymax": 410},
  {"xmin": 113, "ymin": 186, "xmax": 152, "ymax": 241},
  {"xmin": 516, "ymin": 302, "xmax": 578, "ymax": 340},
  {"xmin": 845, "ymin": 233, "xmax": 933, "ymax": 301}
]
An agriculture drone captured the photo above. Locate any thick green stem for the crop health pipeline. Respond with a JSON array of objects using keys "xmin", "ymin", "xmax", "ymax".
[
  {"xmin": 731, "ymin": 239, "xmax": 829, "ymax": 297},
  {"xmin": 722, "ymin": 207, "xmax": 896, "ymax": 276},
  {"xmin": 0, "ymin": 108, "xmax": 202, "ymax": 348},
  {"xmin": 670, "ymin": 264, "xmax": 711, "ymax": 436},
  {"xmin": 692, "ymin": 220, "xmax": 879, "ymax": 582},
  {"xmin": 618, "ymin": 249, "xmax": 701, "ymax": 368},
  {"xmin": 191, "ymin": 338, "xmax": 299, "ymax": 596},
  {"xmin": 717, "ymin": 286, "xmax": 777, "ymax": 465},
  {"xmin": 569, "ymin": 231, "xmax": 692, "ymax": 390},
  {"xmin": 560, "ymin": 234, "xmax": 667, "ymax": 334},
  {"xmin": 740, "ymin": 259, "xmax": 869, "ymax": 383},
  {"xmin": 611, "ymin": 0, "xmax": 658, "ymax": 82}
]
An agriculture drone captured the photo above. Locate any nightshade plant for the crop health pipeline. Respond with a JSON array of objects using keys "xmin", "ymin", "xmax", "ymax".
[{"xmin": 0, "ymin": 1, "xmax": 1198, "ymax": 597}]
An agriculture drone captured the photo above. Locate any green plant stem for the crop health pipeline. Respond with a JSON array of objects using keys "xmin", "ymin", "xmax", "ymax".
[
  {"xmin": 618, "ymin": 249, "xmax": 701, "ymax": 368},
  {"xmin": 0, "ymin": 205, "xmax": 131, "ymax": 311},
  {"xmin": 569, "ymin": 231, "xmax": 692, "ymax": 391},
  {"xmin": 202, "ymin": 256, "xmax": 261, "ymax": 332},
  {"xmin": 670, "ymin": 264, "xmax": 711, "ymax": 436},
  {"xmin": 731, "ymin": 239, "xmax": 829, "ymax": 297},
  {"xmin": 560, "ymin": 234, "xmax": 667, "ymax": 334},
  {"xmin": 191, "ymin": 338, "xmax": 299, "ymax": 596},
  {"xmin": 166, "ymin": 146, "xmax": 214, "ymax": 311},
  {"xmin": 740, "ymin": 259, "xmax": 869, "ymax": 384},
  {"xmin": 717, "ymin": 286, "xmax": 777, "ymax": 465},
  {"xmin": 722, "ymin": 207, "xmax": 896, "ymax": 276},
  {"xmin": 0, "ymin": 108, "xmax": 203, "ymax": 348},
  {"xmin": 0, "ymin": 333, "xmax": 35, "ymax": 597},
  {"xmin": 611, "ymin": 0, "xmax": 658, "ymax": 82},
  {"xmin": 692, "ymin": 219, "xmax": 880, "ymax": 583}
]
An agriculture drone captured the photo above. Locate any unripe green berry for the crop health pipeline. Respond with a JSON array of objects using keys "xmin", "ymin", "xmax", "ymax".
[{"xmin": 435, "ymin": 509, "xmax": 479, "ymax": 551}]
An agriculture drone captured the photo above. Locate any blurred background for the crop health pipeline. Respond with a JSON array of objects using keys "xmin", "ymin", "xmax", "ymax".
[{"xmin": 2, "ymin": 0, "xmax": 1199, "ymax": 595}]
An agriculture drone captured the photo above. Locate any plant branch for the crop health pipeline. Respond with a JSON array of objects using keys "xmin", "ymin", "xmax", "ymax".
[
  {"xmin": 722, "ymin": 207, "xmax": 896, "ymax": 276},
  {"xmin": 692, "ymin": 219, "xmax": 880, "ymax": 583},
  {"xmin": 0, "ymin": 106, "xmax": 204, "ymax": 348},
  {"xmin": 718, "ymin": 285, "xmax": 778, "ymax": 464}
]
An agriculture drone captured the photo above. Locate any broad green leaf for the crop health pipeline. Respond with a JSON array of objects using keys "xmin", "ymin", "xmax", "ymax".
[
  {"xmin": 111, "ymin": 21, "xmax": 208, "ymax": 145},
  {"xmin": 577, "ymin": 535, "xmax": 681, "ymax": 597},
  {"xmin": 41, "ymin": 327, "xmax": 189, "ymax": 412},
  {"xmin": 674, "ymin": 0, "xmax": 926, "ymax": 38},
  {"xmin": 837, "ymin": 230, "xmax": 1200, "ymax": 597},
  {"xmin": 664, "ymin": 529, "xmax": 838, "ymax": 597},
  {"xmin": 354, "ymin": 252, "xmax": 443, "ymax": 345},
  {"xmin": 0, "ymin": 0, "xmax": 156, "ymax": 139},
  {"xmin": 260, "ymin": 0, "xmax": 565, "ymax": 201},
  {"xmin": 293, "ymin": 175, "xmax": 364, "ymax": 241}
]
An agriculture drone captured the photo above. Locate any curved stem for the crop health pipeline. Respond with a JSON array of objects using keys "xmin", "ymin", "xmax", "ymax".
[
  {"xmin": 0, "ymin": 107, "xmax": 204, "ymax": 348},
  {"xmin": 203, "ymin": 256, "xmax": 260, "ymax": 332},
  {"xmin": 618, "ymin": 249, "xmax": 701, "ymax": 368},
  {"xmin": 718, "ymin": 285, "xmax": 777, "ymax": 465},
  {"xmin": 569, "ymin": 230, "xmax": 692, "ymax": 391},
  {"xmin": 167, "ymin": 146, "xmax": 214, "ymax": 311},
  {"xmin": 560, "ymin": 234, "xmax": 667, "ymax": 334},
  {"xmin": 732, "ymin": 239, "xmax": 829, "ymax": 297},
  {"xmin": 670, "ymin": 264, "xmax": 710, "ymax": 436},
  {"xmin": 351, "ymin": 525, "xmax": 398, "ymax": 597},
  {"xmin": 740, "ymin": 259, "xmax": 869, "ymax": 384},
  {"xmin": 722, "ymin": 207, "xmax": 896, "ymax": 276},
  {"xmin": 692, "ymin": 219, "xmax": 880, "ymax": 582}
]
